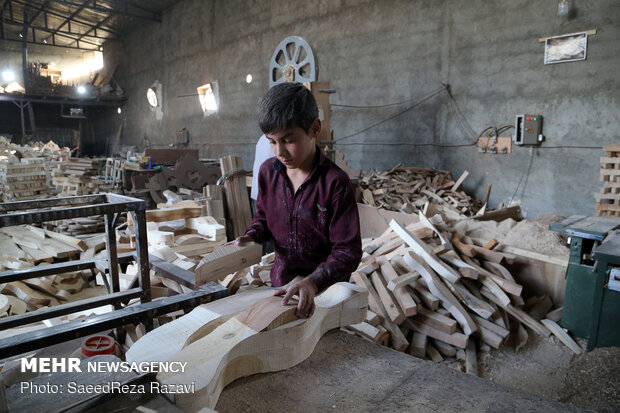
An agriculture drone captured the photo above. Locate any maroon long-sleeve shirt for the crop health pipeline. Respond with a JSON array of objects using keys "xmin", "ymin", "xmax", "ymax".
[{"xmin": 244, "ymin": 147, "xmax": 362, "ymax": 292}]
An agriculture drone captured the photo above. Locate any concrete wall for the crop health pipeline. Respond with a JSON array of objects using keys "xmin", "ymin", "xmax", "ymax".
[{"xmin": 108, "ymin": 0, "xmax": 620, "ymax": 217}]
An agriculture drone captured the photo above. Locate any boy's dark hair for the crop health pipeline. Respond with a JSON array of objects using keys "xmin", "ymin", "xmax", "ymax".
[{"xmin": 258, "ymin": 82, "xmax": 318, "ymax": 135}]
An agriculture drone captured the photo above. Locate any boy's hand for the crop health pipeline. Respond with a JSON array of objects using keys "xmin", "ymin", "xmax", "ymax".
[
  {"xmin": 274, "ymin": 278, "xmax": 318, "ymax": 318},
  {"xmin": 224, "ymin": 235, "xmax": 253, "ymax": 246}
]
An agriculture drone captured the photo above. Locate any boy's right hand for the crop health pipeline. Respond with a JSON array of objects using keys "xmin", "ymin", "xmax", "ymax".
[{"xmin": 225, "ymin": 235, "xmax": 253, "ymax": 246}]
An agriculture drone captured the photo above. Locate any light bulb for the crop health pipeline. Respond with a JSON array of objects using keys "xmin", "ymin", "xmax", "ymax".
[{"xmin": 557, "ymin": 0, "xmax": 570, "ymax": 16}]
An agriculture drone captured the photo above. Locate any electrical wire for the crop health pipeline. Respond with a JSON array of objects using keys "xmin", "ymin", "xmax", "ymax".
[
  {"xmin": 331, "ymin": 95, "xmax": 438, "ymax": 109},
  {"xmin": 535, "ymin": 145, "xmax": 602, "ymax": 149},
  {"xmin": 509, "ymin": 146, "xmax": 535, "ymax": 205},
  {"xmin": 333, "ymin": 87, "xmax": 448, "ymax": 143}
]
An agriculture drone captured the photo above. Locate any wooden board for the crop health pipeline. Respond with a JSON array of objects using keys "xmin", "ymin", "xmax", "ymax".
[
  {"xmin": 157, "ymin": 282, "xmax": 367, "ymax": 411},
  {"xmin": 220, "ymin": 156, "xmax": 252, "ymax": 238},
  {"xmin": 390, "ymin": 220, "xmax": 460, "ymax": 284},
  {"xmin": 194, "ymin": 243, "xmax": 262, "ymax": 286},
  {"xmin": 127, "ymin": 281, "xmax": 304, "ymax": 364},
  {"xmin": 403, "ymin": 252, "xmax": 476, "ymax": 336}
]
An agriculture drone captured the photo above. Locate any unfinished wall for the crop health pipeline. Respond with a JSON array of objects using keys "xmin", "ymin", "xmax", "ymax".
[{"xmin": 109, "ymin": 0, "xmax": 620, "ymax": 217}]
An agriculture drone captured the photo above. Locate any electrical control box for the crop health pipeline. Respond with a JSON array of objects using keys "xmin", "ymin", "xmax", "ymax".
[
  {"xmin": 176, "ymin": 128, "xmax": 189, "ymax": 144},
  {"xmin": 514, "ymin": 114, "xmax": 543, "ymax": 145}
]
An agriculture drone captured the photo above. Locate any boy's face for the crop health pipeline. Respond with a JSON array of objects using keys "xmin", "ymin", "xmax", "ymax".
[{"xmin": 266, "ymin": 119, "xmax": 320, "ymax": 170}]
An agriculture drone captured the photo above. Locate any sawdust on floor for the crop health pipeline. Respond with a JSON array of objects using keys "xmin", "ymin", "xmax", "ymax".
[
  {"xmin": 477, "ymin": 334, "xmax": 620, "ymax": 413},
  {"xmin": 502, "ymin": 215, "xmax": 570, "ymax": 257}
]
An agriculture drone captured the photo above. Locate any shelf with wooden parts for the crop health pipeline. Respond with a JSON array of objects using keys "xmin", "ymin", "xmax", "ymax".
[{"xmin": 150, "ymin": 282, "xmax": 368, "ymax": 412}]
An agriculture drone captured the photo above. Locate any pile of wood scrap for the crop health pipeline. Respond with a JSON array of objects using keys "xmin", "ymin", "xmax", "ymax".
[
  {"xmin": 0, "ymin": 225, "xmax": 99, "ymax": 319},
  {"xmin": 43, "ymin": 215, "xmax": 108, "ymax": 238},
  {"xmin": 0, "ymin": 225, "xmax": 86, "ymax": 269},
  {"xmin": 52, "ymin": 157, "xmax": 106, "ymax": 196},
  {"xmin": 359, "ymin": 166, "xmax": 486, "ymax": 218},
  {"xmin": 0, "ymin": 137, "xmax": 70, "ymax": 161},
  {"xmin": 595, "ymin": 142, "xmax": 620, "ymax": 218},
  {"xmin": 342, "ymin": 215, "xmax": 581, "ymax": 375},
  {"xmin": 0, "ymin": 270, "xmax": 92, "ymax": 317},
  {"xmin": 0, "ymin": 157, "xmax": 51, "ymax": 202}
]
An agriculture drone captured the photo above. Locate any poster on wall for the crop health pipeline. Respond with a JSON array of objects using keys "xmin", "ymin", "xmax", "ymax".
[{"xmin": 544, "ymin": 32, "xmax": 588, "ymax": 64}]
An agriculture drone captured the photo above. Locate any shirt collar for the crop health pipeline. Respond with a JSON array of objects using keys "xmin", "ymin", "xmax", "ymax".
[{"xmin": 272, "ymin": 145, "xmax": 326, "ymax": 173}]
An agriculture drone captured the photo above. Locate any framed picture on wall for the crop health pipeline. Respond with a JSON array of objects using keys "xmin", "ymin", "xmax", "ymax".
[{"xmin": 544, "ymin": 32, "xmax": 588, "ymax": 64}]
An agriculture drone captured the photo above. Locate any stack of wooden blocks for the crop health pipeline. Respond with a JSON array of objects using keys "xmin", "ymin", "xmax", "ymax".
[
  {"xmin": 219, "ymin": 155, "xmax": 252, "ymax": 238},
  {"xmin": 595, "ymin": 142, "xmax": 620, "ymax": 218},
  {"xmin": 52, "ymin": 157, "xmax": 105, "ymax": 196},
  {"xmin": 0, "ymin": 157, "xmax": 51, "ymax": 202}
]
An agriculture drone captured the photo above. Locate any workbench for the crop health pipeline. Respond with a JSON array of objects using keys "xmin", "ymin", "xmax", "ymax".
[{"xmin": 6, "ymin": 332, "xmax": 580, "ymax": 412}]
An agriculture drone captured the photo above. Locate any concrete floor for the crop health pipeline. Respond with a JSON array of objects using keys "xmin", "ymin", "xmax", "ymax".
[{"xmin": 216, "ymin": 331, "xmax": 583, "ymax": 413}]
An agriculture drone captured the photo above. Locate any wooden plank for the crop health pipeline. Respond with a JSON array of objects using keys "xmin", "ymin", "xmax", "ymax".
[
  {"xmin": 403, "ymin": 252, "xmax": 477, "ymax": 335},
  {"xmin": 38, "ymin": 238, "xmax": 81, "ymax": 259},
  {"xmin": 472, "ymin": 314, "xmax": 510, "ymax": 339},
  {"xmin": 390, "ymin": 220, "xmax": 460, "ymax": 283},
  {"xmin": 171, "ymin": 241, "xmax": 224, "ymax": 257},
  {"xmin": 194, "ymin": 243, "xmax": 262, "ymax": 286},
  {"xmin": 370, "ymin": 271, "xmax": 405, "ymax": 324},
  {"xmin": 404, "ymin": 319, "xmax": 468, "ymax": 349},
  {"xmin": 476, "ymin": 324, "xmax": 504, "ymax": 349},
  {"xmin": 451, "ymin": 234, "xmax": 475, "ymax": 257},
  {"xmin": 409, "ymin": 331, "xmax": 427, "ymax": 358},
  {"xmin": 412, "ymin": 307, "xmax": 457, "ymax": 334},
  {"xmin": 541, "ymin": 319, "xmax": 583, "ymax": 354},
  {"xmin": 348, "ymin": 321, "xmax": 381, "ymax": 341},
  {"xmin": 450, "ymin": 170, "xmax": 469, "ymax": 192},
  {"xmin": 365, "ymin": 309, "xmax": 380, "ymax": 326},
  {"xmin": 378, "ymin": 259, "xmax": 417, "ymax": 317},
  {"xmin": 426, "ymin": 343, "xmax": 444, "ymax": 363},
  {"xmin": 410, "ymin": 284, "xmax": 440, "ymax": 311},
  {"xmin": 440, "ymin": 251, "xmax": 479, "ymax": 280},
  {"xmin": 156, "ymin": 282, "xmax": 367, "ymax": 411},
  {"xmin": 220, "ymin": 156, "xmax": 252, "ymax": 238},
  {"xmin": 480, "ymin": 288, "xmax": 550, "ymax": 337},
  {"xmin": 43, "ymin": 229, "xmax": 88, "ymax": 251},
  {"xmin": 386, "ymin": 272, "xmax": 419, "ymax": 291},
  {"xmin": 431, "ymin": 339, "xmax": 457, "ymax": 357},
  {"xmin": 20, "ymin": 245, "xmax": 53, "ymax": 263},
  {"xmin": 465, "ymin": 341, "xmax": 478, "ymax": 376},
  {"xmin": 185, "ymin": 216, "xmax": 226, "ymax": 241},
  {"xmin": 545, "ymin": 307, "xmax": 563, "ymax": 323},
  {"xmin": 450, "ymin": 282, "xmax": 495, "ymax": 319},
  {"xmin": 350, "ymin": 271, "xmax": 409, "ymax": 351},
  {"xmin": 127, "ymin": 285, "xmax": 290, "ymax": 363},
  {"xmin": 482, "ymin": 261, "xmax": 525, "ymax": 306}
]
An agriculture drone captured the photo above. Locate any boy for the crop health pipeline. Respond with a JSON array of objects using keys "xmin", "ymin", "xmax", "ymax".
[{"xmin": 235, "ymin": 82, "xmax": 362, "ymax": 318}]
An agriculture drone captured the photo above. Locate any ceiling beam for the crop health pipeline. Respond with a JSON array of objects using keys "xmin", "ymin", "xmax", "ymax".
[
  {"xmin": 42, "ymin": 0, "xmax": 90, "ymax": 44},
  {"xmin": 0, "ymin": 36, "xmax": 100, "ymax": 51},
  {"xmin": 105, "ymin": 0, "xmax": 160, "ymax": 20},
  {"xmin": 26, "ymin": 0, "xmax": 49, "ymax": 26},
  {"xmin": 70, "ymin": 13, "xmax": 116, "ymax": 47},
  {"xmin": 11, "ymin": 0, "xmax": 121, "ymax": 36},
  {"xmin": 3, "ymin": 18, "xmax": 102, "ymax": 47},
  {"xmin": 46, "ymin": 0, "xmax": 161, "ymax": 22},
  {"xmin": 3, "ymin": 16, "xmax": 120, "ymax": 41}
]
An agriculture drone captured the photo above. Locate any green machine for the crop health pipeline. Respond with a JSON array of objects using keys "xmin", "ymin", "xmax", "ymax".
[{"xmin": 550, "ymin": 215, "xmax": 620, "ymax": 351}]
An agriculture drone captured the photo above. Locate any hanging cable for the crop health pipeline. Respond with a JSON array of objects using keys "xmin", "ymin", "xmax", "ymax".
[{"xmin": 333, "ymin": 86, "xmax": 448, "ymax": 142}]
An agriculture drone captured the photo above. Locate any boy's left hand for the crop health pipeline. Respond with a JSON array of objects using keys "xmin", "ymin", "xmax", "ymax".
[{"xmin": 274, "ymin": 278, "xmax": 318, "ymax": 318}]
